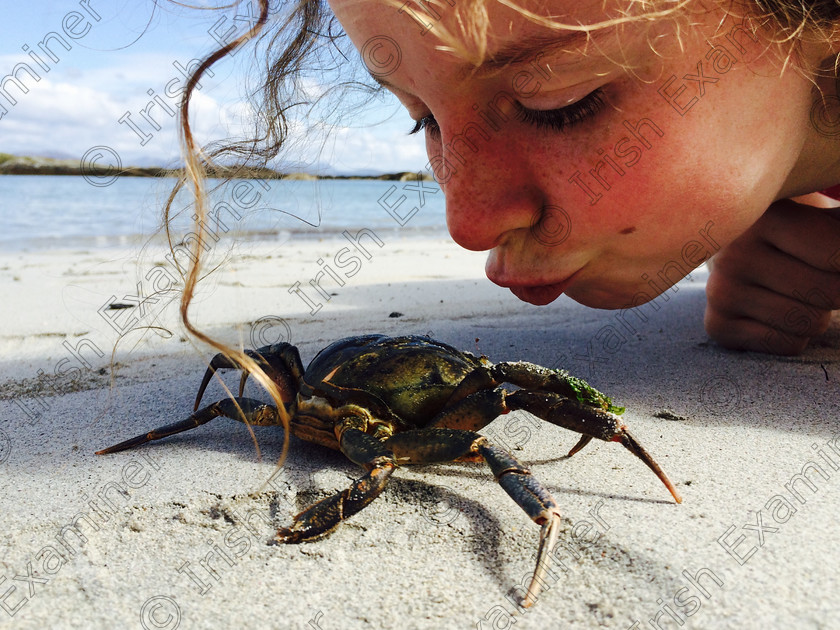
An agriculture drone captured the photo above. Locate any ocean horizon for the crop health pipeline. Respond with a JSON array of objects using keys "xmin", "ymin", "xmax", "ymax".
[{"xmin": 1, "ymin": 175, "xmax": 447, "ymax": 252}]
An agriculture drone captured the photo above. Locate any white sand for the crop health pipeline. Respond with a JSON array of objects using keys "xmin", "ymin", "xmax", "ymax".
[{"xmin": 1, "ymin": 233, "xmax": 839, "ymax": 629}]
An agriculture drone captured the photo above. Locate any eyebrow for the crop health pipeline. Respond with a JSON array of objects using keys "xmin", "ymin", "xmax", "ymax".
[
  {"xmin": 470, "ymin": 30, "xmax": 596, "ymax": 76},
  {"xmin": 370, "ymin": 28, "xmax": 599, "ymax": 89}
]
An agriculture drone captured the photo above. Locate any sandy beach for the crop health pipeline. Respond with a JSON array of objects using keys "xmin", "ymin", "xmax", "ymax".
[{"xmin": 1, "ymin": 233, "xmax": 839, "ymax": 630}]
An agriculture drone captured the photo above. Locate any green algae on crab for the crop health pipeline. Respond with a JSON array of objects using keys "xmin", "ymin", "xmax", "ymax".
[{"xmin": 553, "ymin": 369, "xmax": 626, "ymax": 415}]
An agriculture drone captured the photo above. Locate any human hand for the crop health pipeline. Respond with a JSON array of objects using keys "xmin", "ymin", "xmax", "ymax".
[{"xmin": 704, "ymin": 197, "xmax": 840, "ymax": 355}]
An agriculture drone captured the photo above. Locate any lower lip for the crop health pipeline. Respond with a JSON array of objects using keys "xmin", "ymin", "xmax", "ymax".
[{"xmin": 509, "ymin": 278, "xmax": 575, "ymax": 305}]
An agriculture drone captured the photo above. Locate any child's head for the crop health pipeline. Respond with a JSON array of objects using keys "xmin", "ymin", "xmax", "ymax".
[
  {"xmin": 169, "ymin": 0, "xmax": 838, "ymax": 339},
  {"xmin": 324, "ymin": 0, "xmax": 839, "ymax": 308}
]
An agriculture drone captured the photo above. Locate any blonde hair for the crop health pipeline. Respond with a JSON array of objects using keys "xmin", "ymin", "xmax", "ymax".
[{"xmin": 168, "ymin": 0, "xmax": 838, "ymax": 463}]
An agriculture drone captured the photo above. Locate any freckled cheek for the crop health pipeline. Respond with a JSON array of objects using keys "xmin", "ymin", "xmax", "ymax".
[
  {"xmin": 557, "ymin": 162, "xmax": 693, "ymax": 262},
  {"xmin": 426, "ymin": 134, "xmax": 522, "ymax": 198},
  {"xmin": 566, "ymin": 176, "xmax": 661, "ymax": 240}
]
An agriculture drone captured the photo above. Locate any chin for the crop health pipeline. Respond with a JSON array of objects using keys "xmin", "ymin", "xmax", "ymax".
[{"xmin": 564, "ymin": 282, "xmax": 660, "ymax": 310}]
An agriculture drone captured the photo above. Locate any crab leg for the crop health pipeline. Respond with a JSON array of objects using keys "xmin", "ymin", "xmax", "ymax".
[
  {"xmin": 383, "ymin": 428, "xmax": 562, "ymax": 608},
  {"xmin": 95, "ymin": 397, "xmax": 280, "ymax": 454},
  {"xmin": 193, "ymin": 345, "xmax": 302, "ymax": 411},
  {"xmin": 194, "ymin": 352, "xmax": 249, "ymax": 411},
  {"xmin": 273, "ymin": 422, "xmax": 562, "ymax": 606},
  {"xmin": 275, "ymin": 423, "xmax": 397, "ymax": 543},
  {"xmin": 474, "ymin": 438, "xmax": 562, "ymax": 607}
]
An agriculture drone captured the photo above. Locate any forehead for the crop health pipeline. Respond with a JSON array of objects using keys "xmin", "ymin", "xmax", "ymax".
[{"xmin": 329, "ymin": 0, "xmax": 636, "ymax": 68}]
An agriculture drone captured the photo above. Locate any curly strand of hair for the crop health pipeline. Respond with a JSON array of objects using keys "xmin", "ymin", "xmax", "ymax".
[
  {"xmin": 389, "ymin": 0, "xmax": 838, "ymax": 79},
  {"xmin": 385, "ymin": 0, "xmax": 698, "ymax": 65},
  {"xmin": 173, "ymin": 0, "xmax": 295, "ymax": 465}
]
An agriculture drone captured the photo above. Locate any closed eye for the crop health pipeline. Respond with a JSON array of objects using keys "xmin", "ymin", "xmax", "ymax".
[
  {"xmin": 407, "ymin": 88, "xmax": 605, "ymax": 137},
  {"xmin": 515, "ymin": 89, "xmax": 605, "ymax": 131}
]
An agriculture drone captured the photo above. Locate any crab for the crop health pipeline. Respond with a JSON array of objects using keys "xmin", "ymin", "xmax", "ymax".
[{"xmin": 97, "ymin": 334, "xmax": 681, "ymax": 607}]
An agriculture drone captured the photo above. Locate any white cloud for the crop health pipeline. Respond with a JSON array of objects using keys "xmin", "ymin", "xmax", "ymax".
[
  {"xmin": 0, "ymin": 2, "xmax": 434, "ymax": 173},
  {"xmin": 1, "ymin": 77, "xmax": 182, "ymax": 163},
  {"xmin": 0, "ymin": 65, "xmax": 428, "ymax": 173},
  {"xmin": 322, "ymin": 124, "xmax": 429, "ymax": 174}
]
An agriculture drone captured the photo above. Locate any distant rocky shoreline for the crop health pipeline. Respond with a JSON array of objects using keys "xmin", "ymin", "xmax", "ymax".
[{"xmin": 0, "ymin": 154, "xmax": 434, "ymax": 181}]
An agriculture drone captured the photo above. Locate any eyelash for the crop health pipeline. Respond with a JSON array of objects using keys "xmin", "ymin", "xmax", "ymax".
[
  {"xmin": 408, "ymin": 89, "xmax": 606, "ymax": 137},
  {"xmin": 408, "ymin": 115, "xmax": 437, "ymax": 136}
]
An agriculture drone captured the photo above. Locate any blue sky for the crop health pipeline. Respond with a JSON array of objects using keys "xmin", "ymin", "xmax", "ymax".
[{"xmin": 0, "ymin": 0, "xmax": 427, "ymax": 173}]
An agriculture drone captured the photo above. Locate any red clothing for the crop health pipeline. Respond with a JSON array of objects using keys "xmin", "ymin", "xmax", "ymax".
[{"xmin": 822, "ymin": 184, "xmax": 840, "ymax": 200}]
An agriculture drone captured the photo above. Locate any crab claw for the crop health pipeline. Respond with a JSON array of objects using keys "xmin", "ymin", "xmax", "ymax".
[
  {"xmin": 506, "ymin": 391, "xmax": 682, "ymax": 504},
  {"xmin": 615, "ymin": 429, "xmax": 682, "ymax": 504},
  {"xmin": 194, "ymin": 352, "xmax": 247, "ymax": 411},
  {"xmin": 566, "ymin": 434, "xmax": 593, "ymax": 457}
]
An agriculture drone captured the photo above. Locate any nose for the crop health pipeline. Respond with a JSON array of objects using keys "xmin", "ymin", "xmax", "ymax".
[{"xmin": 430, "ymin": 122, "xmax": 544, "ymax": 252}]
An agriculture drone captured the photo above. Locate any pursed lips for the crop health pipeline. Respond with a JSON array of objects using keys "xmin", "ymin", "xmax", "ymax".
[{"xmin": 487, "ymin": 272, "xmax": 580, "ymax": 306}]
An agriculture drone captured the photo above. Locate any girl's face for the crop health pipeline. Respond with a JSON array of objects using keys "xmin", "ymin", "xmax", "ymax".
[{"xmin": 328, "ymin": 0, "xmax": 837, "ymax": 308}]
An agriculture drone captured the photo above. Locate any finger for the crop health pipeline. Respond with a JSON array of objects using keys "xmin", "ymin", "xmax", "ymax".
[
  {"xmin": 704, "ymin": 307, "xmax": 812, "ymax": 355},
  {"xmin": 758, "ymin": 201, "xmax": 840, "ymax": 273},
  {"xmin": 712, "ymin": 238, "xmax": 840, "ymax": 311},
  {"xmin": 706, "ymin": 270, "xmax": 834, "ymax": 338}
]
